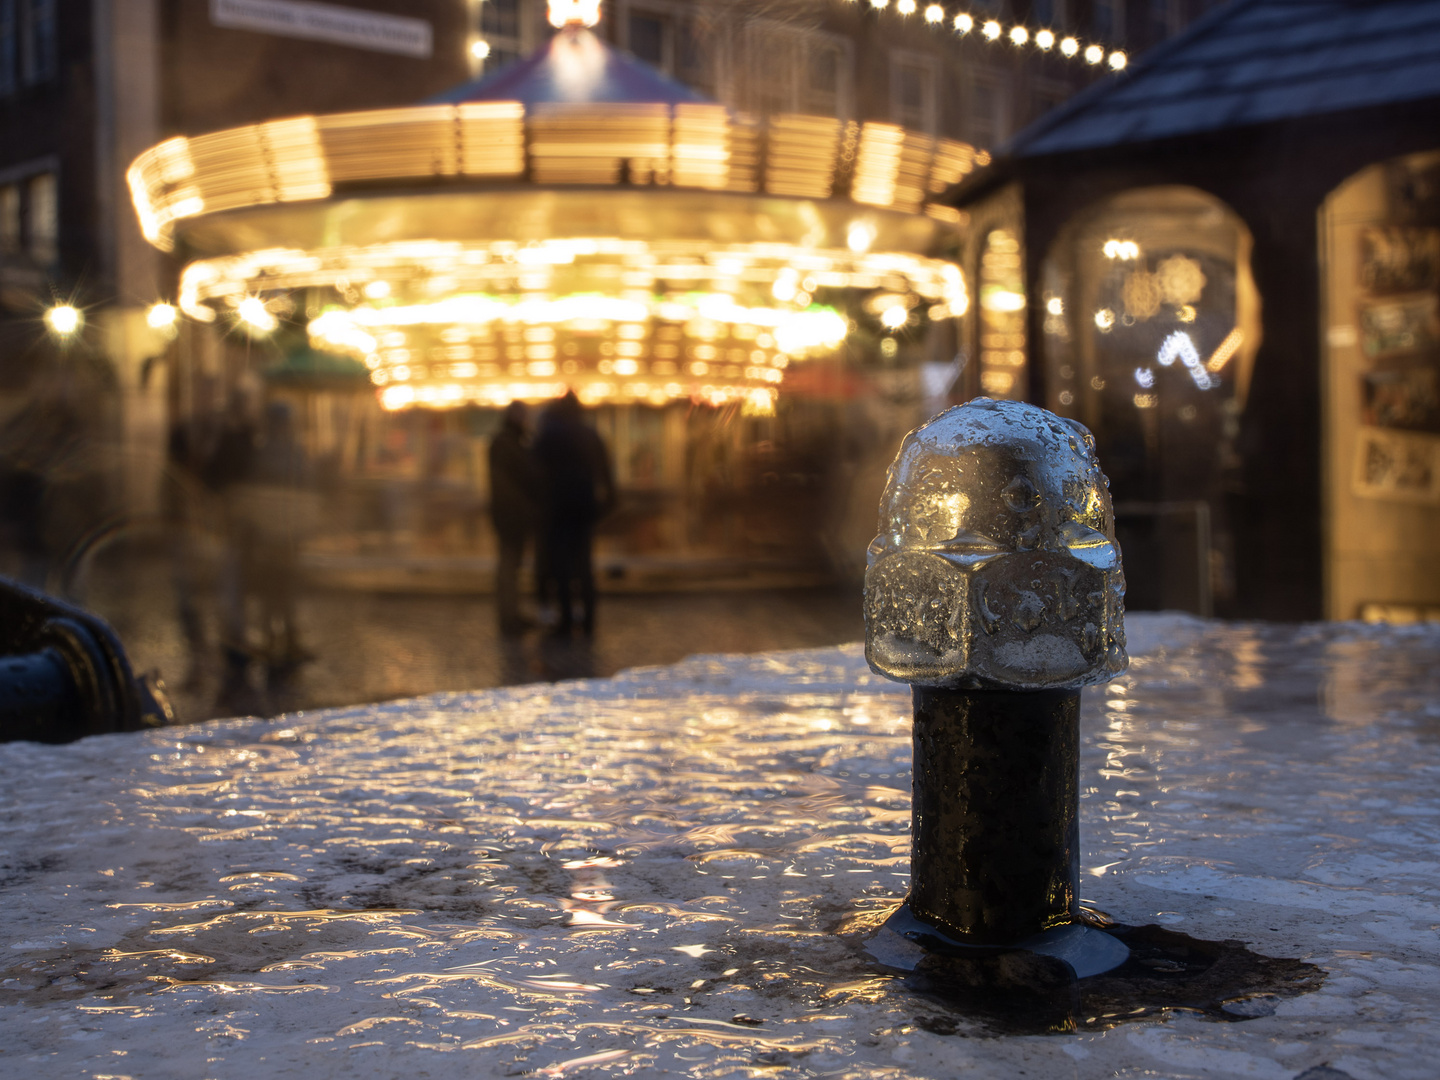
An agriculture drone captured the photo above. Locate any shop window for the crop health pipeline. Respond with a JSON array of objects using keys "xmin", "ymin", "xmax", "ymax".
[
  {"xmin": 1320, "ymin": 149, "xmax": 1440, "ymax": 619},
  {"xmin": 475, "ymin": 0, "xmax": 532, "ymax": 74},
  {"xmin": 741, "ymin": 24, "xmax": 851, "ymax": 119},
  {"xmin": 978, "ymin": 228, "xmax": 1027, "ymax": 400},
  {"xmin": 890, "ymin": 51, "xmax": 937, "ymax": 135},
  {"xmin": 1040, "ymin": 186, "xmax": 1261, "ymax": 614}
]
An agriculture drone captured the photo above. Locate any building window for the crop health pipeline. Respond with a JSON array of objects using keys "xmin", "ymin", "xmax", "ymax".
[
  {"xmin": 890, "ymin": 52, "xmax": 937, "ymax": 134},
  {"xmin": 628, "ymin": 9, "xmax": 668, "ymax": 68},
  {"xmin": 0, "ymin": 1, "xmax": 16, "ymax": 95},
  {"xmin": 0, "ymin": 184, "xmax": 19, "ymax": 252},
  {"xmin": 1094, "ymin": 0, "xmax": 1124, "ymax": 42},
  {"xmin": 474, "ymin": 0, "xmax": 531, "ymax": 74},
  {"xmin": 968, "ymin": 71, "xmax": 1009, "ymax": 148},
  {"xmin": 27, "ymin": 171, "xmax": 56, "ymax": 264},
  {"xmin": 19, "ymin": 0, "xmax": 55, "ymax": 85},
  {"xmin": 1148, "ymin": 0, "xmax": 1182, "ymax": 43},
  {"xmin": 741, "ymin": 24, "xmax": 851, "ymax": 119}
]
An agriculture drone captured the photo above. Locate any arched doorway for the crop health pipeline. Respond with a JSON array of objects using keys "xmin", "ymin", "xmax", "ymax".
[{"xmin": 1038, "ymin": 186, "xmax": 1262, "ymax": 615}]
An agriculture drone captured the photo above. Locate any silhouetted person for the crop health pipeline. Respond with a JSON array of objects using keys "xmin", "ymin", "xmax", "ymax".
[
  {"xmin": 533, "ymin": 391, "xmax": 614, "ymax": 635},
  {"xmin": 488, "ymin": 401, "xmax": 538, "ymax": 635}
]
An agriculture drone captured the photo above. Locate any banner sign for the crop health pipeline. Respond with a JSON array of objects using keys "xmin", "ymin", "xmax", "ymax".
[{"xmin": 210, "ymin": 0, "xmax": 433, "ymax": 59}]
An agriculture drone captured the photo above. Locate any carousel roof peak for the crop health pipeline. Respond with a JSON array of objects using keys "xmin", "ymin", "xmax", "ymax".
[{"xmin": 428, "ymin": 26, "xmax": 710, "ymax": 109}]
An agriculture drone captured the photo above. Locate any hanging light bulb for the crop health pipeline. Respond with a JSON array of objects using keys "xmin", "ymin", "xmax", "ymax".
[{"xmin": 46, "ymin": 304, "xmax": 81, "ymax": 336}]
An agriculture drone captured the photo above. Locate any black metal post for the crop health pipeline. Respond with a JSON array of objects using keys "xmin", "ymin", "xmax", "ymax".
[{"xmin": 909, "ymin": 686, "xmax": 1080, "ymax": 944}]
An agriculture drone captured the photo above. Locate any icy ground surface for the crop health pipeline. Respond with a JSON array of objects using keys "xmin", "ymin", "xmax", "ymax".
[{"xmin": 3, "ymin": 615, "xmax": 1440, "ymax": 1079}]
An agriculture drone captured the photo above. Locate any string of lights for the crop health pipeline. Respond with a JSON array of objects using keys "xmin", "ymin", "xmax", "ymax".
[{"xmin": 847, "ymin": 0, "xmax": 1129, "ymax": 71}]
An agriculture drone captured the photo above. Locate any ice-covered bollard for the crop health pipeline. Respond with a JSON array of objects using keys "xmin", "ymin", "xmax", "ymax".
[{"xmin": 864, "ymin": 399, "xmax": 1127, "ymax": 954}]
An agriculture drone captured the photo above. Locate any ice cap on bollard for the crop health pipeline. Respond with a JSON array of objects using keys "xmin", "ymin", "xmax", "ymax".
[{"xmin": 864, "ymin": 398, "xmax": 1127, "ymax": 690}]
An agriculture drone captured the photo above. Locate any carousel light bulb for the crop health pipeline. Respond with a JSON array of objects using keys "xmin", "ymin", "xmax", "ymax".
[
  {"xmin": 471, "ymin": 39, "xmax": 492, "ymax": 60},
  {"xmin": 924, "ymin": 4, "xmax": 943, "ymax": 23},
  {"xmin": 847, "ymin": 220, "xmax": 876, "ymax": 253},
  {"xmin": 46, "ymin": 304, "xmax": 81, "ymax": 335},
  {"xmin": 146, "ymin": 302, "xmax": 178, "ymax": 328},
  {"xmin": 1036, "ymin": 29, "xmax": 1055, "ymax": 49},
  {"xmin": 1009, "ymin": 25, "xmax": 1028, "ymax": 45},
  {"xmin": 954, "ymin": 12, "xmax": 973, "ymax": 32},
  {"xmin": 869, "ymin": 0, "xmax": 888, "ymax": 10},
  {"xmin": 1108, "ymin": 50, "xmax": 1127, "ymax": 70},
  {"xmin": 238, "ymin": 296, "xmax": 278, "ymax": 332},
  {"xmin": 547, "ymin": 0, "xmax": 601, "ymax": 28},
  {"xmin": 1085, "ymin": 43, "xmax": 1104, "ymax": 64},
  {"xmin": 881, "ymin": 305, "xmax": 909, "ymax": 331},
  {"xmin": 982, "ymin": 19, "xmax": 1002, "ymax": 39},
  {"xmin": 897, "ymin": 0, "xmax": 916, "ymax": 14},
  {"xmin": 1060, "ymin": 36, "xmax": 1079, "ymax": 56}
]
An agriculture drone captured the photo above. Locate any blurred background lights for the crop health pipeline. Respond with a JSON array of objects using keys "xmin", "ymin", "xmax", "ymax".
[
  {"xmin": 146, "ymin": 302, "xmax": 177, "ymax": 329},
  {"xmin": 1085, "ymin": 44, "xmax": 1105, "ymax": 63},
  {"xmin": 1036, "ymin": 29, "xmax": 1055, "ymax": 49},
  {"xmin": 924, "ymin": 4, "xmax": 943, "ymax": 23},
  {"xmin": 1060, "ymin": 36, "xmax": 1080, "ymax": 56},
  {"xmin": 847, "ymin": 220, "xmax": 876, "ymax": 253},
  {"xmin": 1135, "ymin": 366, "xmax": 1155, "ymax": 388},
  {"xmin": 470, "ymin": 39, "xmax": 491, "ymax": 60},
  {"xmin": 1109, "ymin": 51, "xmax": 1128, "ymax": 70},
  {"xmin": 547, "ymin": 0, "xmax": 601, "ymax": 28},
  {"xmin": 1095, "ymin": 308, "xmax": 1116, "ymax": 330},
  {"xmin": 880, "ymin": 305, "xmax": 909, "ymax": 330},
  {"xmin": 45, "ymin": 304, "xmax": 81, "ymax": 335},
  {"xmin": 869, "ymin": 0, "xmax": 888, "ymax": 9},
  {"xmin": 1046, "ymin": 296, "xmax": 1064, "ymax": 316},
  {"xmin": 982, "ymin": 20, "xmax": 1002, "ymax": 40},
  {"xmin": 1010, "ymin": 26, "xmax": 1029, "ymax": 45},
  {"xmin": 896, "ymin": 0, "xmax": 916, "ymax": 15},
  {"xmin": 954, "ymin": 13, "xmax": 973, "ymax": 32},
  {"xmin": 1103, "ymin": 238, "xmax": 1141, "ymax": 260}
]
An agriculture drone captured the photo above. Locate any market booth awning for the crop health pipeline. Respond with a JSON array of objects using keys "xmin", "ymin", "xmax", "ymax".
[{"xmin": 129, "ymin": 6, "xmax": 980, "ymax": 413}]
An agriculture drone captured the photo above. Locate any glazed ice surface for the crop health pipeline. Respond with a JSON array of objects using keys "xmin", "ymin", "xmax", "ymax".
[{"xmin": 3, "ymin": 615, "xmax": 1440, "ymax": 1078}]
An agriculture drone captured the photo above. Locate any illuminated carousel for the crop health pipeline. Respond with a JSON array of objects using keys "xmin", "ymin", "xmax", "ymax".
[{"xmin": 128, "ymin": 0, "xmax": 980, "ymax": 417}]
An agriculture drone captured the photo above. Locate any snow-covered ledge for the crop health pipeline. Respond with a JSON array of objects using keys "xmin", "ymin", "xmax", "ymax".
[{"xmin": 2, "ymin": 614, "xmax": 1438, "ymax": 1077}]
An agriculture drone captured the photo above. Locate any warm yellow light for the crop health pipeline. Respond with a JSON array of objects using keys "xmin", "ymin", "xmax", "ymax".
[
  {"xmin": 547, "ymin": 0, "xmax": 601, "ymax": 28},
  {"xmin": 924, "ymin": 4, "xmax": 943, "ymax": 23},
  {"xmin": 869, "ymin": 0, "xmax": 888, "ymax": 9},
  {"xmin": 847, "ymin": 220, "xmax": 876, "ymax": 254},
  {"xmin": 982, "ymin": 20, "xmax": 1002, "ymax": 40},
  {"xmin": 1094, "ymin": 308, "xmax": 1115, "ymax": 330},
  {"xmin": 1045, "ymin": 296, "xmax": 1064, "ymax": 316},
  {"xmin": 46, "ymin": 304, "xmax": 81, "ymax": 335},
  {"xmin": 1009, "ymin": 25, "xmax": 1028, "ymax": 45},
  {"xmin": 147, "ymin": 302, "xmax": 178, "ymax": 328},
  {"xmin": 1206, "ymin": 327, "xmax": 1244, "ymax": 372},
  {"xmin": 1036, "ymin": 29, "xmax": 1055, "ymax": 49},
  {"xmin": 1102, "ymin": 239, "xmax": 1140, "ymax": 260},
  {"xmin": 471, "ymin": 38, "xmax": 491, "ymax": 60},
  {"xmin": 1178, "ymin": 304, "xmax": 1197, "ymax": 323},
  {"xmin": 897, "ymin": 0, "xmax": 916, "ymax": 13},
  {"xmin": 363, "ymin": 280, "xmax": 391, "ymax": 300},
  {"xmin": 1108, "ymin": 50, "xmax": 1127, "ymax": 70},
  {"xmin": 881, "ymin": 305, "xmax": 909, "ymax": 331},
  {"xmin": 981, "ymin": 289, "xmax": 1026, "ymax": 313},
  {"xmin": 953, "ymin": 12, "xmax": 973, "ymax": 32},
  {"xmin": 238, "ymin": 296, "xmax": 278, "ymax": 333},
  {"xmin": 1060, "ymin": 36, "xmax": 1079, "ymax": 56},
  {"xmin": 1085, "ymin": 44, "xmax": 1104, "ymax": 64}
]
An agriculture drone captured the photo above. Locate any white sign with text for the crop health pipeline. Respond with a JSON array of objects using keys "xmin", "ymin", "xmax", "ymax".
[{"xmin": 210, "ymin": 0, "xmax": 433, "ymax": 59}]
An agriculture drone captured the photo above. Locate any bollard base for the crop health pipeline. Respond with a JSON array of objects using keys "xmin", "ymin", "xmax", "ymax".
[{"xmin": 866, "ymin": 902, "xmax": 1130, "ymax": 979}]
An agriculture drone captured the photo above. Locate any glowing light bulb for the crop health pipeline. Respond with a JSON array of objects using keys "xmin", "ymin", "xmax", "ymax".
[
  {"xmin": 238, "ymin": 296, "xmax": 278, "ymax": 333},
  {"xmin": 363, "ymin": 280, "xmax": 391, "ymax": 299},
  {"xmin": 982, "ymin": 19, "xmax": 1001, "ymax": 39},
  {"xmin": 847, "ymin": 220, "xmax": 876, "ymax": 254},
  {"xmin": 869, "ymin": 0, "xmax": 888, "ymax": 9},
  {"xmin": 881, "ymin": 305, "xmax": 909, "ymax": 331},
  {"xmin": 46, "ymin": 304, "xmax": 80, "ymax": 335},
  {"xmin": 1094, "ymin": 308, "xmax": 1115, "ymax": 330},
  {"xmin": 547, "ymin": 0, "xmax": 601, "ymax": 28},
  {"xmin": 1108, "ymin": 50, "xmax": 1127, "ymax": 70},
  {"xmin": 1009, "ymin": 25, "xmax": 1028, "ymax": 45},
  {"xmin": 1036, "ymin": 29, "xmax": 1054, "ymax": 49},
  {"xmin": 1045, "ymin": 296, "xmax": 1064, "ymax": 316},
  {"xmin": 953, "ymin": 12, "xmax": 973, "ymax": 33},
  {"xmin": 1085, "ymin": 43, "xmax": 1104, "ymax": 64},
  {"xmin": 146, "ymin": 302, "xmax": 177, "ymax": 329},
  {"xmin": 924, "ymin": 4, "xmax": 943, "ymax": 23},
  {"xmin": 471, "ymin": 39, "xmax": 491, "ymax": 60},
  {"xmin": 1060, "ymin": 36, "xmax": 1079, "ymax": 56},
  {"xmin": 897, "ymin": 0, "xmax": 916, "ymax": 14}
]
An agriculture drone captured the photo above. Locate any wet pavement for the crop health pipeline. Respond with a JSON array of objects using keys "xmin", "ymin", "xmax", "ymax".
[
  {"xmin": 3, "ymin": 615, "xmax": 1440, "ymax": 1077},
  {"xmin": 75, "ymin": 555, "xmax": 863, "ymax": 723}
]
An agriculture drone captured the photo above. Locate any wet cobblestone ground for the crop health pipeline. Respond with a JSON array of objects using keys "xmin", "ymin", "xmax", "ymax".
[{"xmin": 78, "ymin": 558, "xmax": 863, "ymax": 723}]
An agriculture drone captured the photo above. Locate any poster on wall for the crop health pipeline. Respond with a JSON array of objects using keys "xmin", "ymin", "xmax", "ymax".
[
  {"xmin": 1359, "ymin": 293, "xmax": 1439, "ymax": 361},
  {"xmin": 1360, "ymin": 227, "xmax": 1440, "ymax": 294},
  {"xmin": 1352, "ymin": 424, "xmax": 1440, "ymax": 504}
]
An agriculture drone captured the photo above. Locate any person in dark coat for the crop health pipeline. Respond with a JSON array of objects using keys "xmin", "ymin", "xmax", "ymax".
[
  {"xmin": 488, "ymin": 401, "xmax": 539, "ymax": 635},
  {"xmin": 532, "ymin": 391, "xmax": 614, "ymax": 636}
]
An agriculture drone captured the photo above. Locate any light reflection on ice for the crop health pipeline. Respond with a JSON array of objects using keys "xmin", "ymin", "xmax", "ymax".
[{"xmin": 1, "ymin": 616, "xmax": 1440, "ymax": 1075}]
